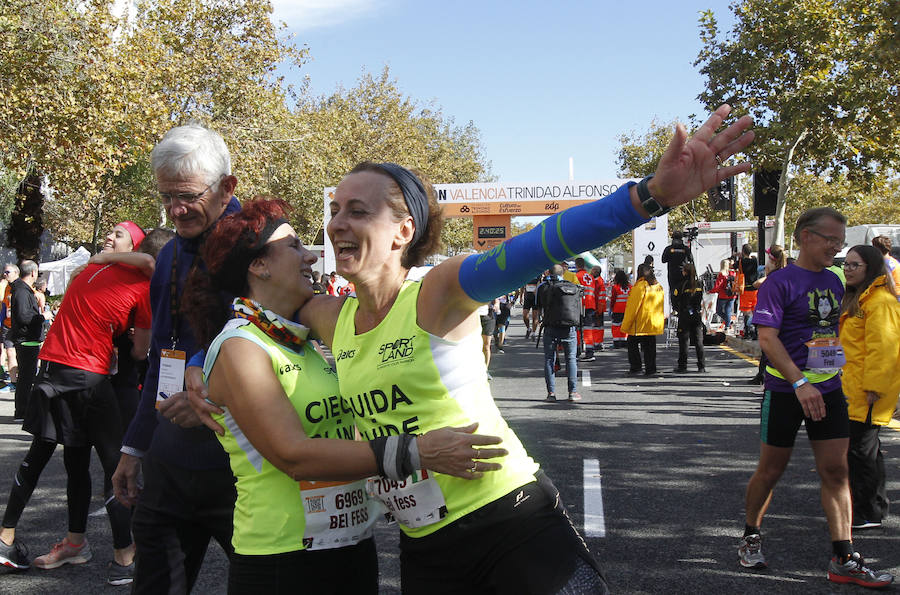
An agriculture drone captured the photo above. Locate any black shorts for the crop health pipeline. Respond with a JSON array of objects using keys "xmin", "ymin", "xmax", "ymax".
[
  {"xmin": 523, "ymin": 293, "xmax": 537, "ymax": 311},
  {"xmin": 399, "ymin": 472, "xmax": 607, "ymax": 594},
  {"xmin": 495, "ymin": 309, "xmax": 511, "ymax": 331},
  {"xmin": 760, "ymin": 388, "xmax": 849, "ymax": 448},
  {"xmin": 480, "ymin": 315, "xmax": 496, "ymax": 336},
  {"xmin": 229, "ymin": 538, "xmax": 377, "ymax": 594}
]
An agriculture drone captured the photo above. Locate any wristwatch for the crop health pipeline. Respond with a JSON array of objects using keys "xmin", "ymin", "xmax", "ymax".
[{"xmin": 636, "ymin": 175, "xmax": 671, "ymax": 218}]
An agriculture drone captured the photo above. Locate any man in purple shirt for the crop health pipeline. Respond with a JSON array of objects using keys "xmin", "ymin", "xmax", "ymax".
[{"xmin": 738, "ymin": 207, "xmax": 893, "ymax": 588}]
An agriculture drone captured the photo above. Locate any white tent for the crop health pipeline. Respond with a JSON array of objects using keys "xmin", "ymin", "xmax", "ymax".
[{"xmin": 40, "ymin": 247, "xmax": 90, "ymax": 296}]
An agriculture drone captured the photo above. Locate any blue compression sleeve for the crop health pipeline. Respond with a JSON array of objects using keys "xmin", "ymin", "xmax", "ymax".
[{"xmin": 458, "ymin": 182, "xmax": 648, "ymax": 302}]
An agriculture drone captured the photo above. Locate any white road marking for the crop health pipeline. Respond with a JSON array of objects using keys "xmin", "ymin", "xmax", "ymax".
[
  {"xmin": 583, "ymin": 458, "xmax": 606, "ymax": 537},
  {"xmin": 582, "ymin": 369, "xmax": 591, "ymax": 387}
]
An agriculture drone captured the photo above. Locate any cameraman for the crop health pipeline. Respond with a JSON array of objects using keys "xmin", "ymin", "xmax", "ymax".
[{"xmin": 662, "ymin": 230, "xmax": 692, "ymax": 301}]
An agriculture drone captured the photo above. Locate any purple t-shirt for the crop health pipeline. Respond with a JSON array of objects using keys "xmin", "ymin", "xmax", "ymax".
[{"xmin": 753, "ymin": 264, "xmax": 844, "ymax": 393}]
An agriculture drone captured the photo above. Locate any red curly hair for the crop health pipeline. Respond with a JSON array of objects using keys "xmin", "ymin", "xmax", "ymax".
[{"xmin": 183, "ymin": 197, "xmax": 292, "ymax": 346}]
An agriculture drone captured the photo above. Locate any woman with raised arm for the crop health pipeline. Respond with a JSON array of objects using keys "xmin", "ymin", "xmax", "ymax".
[{"xmin": 303, "ymin": 106, "xmax": 752, "ymax": 592}]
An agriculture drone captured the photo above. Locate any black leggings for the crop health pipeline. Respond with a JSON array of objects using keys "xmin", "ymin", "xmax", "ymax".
[
  {"xmin": 2, "ymin": 439, "xmax": 91, "ymax": 533},
  {"xmin": 1, "ymin": 437, "xmax": 132, "ymax": 548},
  {"xmin": 3, "ymin": 364, "xmax": 134, "ymax": 549}
]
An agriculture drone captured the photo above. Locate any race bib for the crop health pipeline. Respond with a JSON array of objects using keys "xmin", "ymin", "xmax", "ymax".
[
  {"xmin": 299, "ymin": 479, "xmax": 379, "ymax": 550},
  {"xmin": 157, "ymin": 349, "xmax": 185, "ymax": 407},
  {"xmin": 366, "ymin": 470, "xmax": 447, "ymax": 528},
  {"xmin": 805, "ymin": 337, "xmax": 846, "ymax": 373}
]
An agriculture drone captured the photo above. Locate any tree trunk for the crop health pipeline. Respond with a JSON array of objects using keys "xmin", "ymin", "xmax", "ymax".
[
  {"xmin": 8, "ymin": 173, "xmax": 45, "ymax": 262},
  {"xmin": 772, "ymin": 129, "xmax": 808, "ymax": 247},
  {"xmin": 90, "ymin": 199, "xmax": 104, "ymax": 254}
]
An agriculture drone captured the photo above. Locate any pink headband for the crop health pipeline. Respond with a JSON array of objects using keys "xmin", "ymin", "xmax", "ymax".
[{"xmin": 117, "ymin": 221, "xmax": 145, "ymax": 250}]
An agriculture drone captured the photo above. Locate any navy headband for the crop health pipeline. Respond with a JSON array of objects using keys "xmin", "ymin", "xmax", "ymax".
[{"xmin": 378, "ymin": 163, "xmax": 429, "ymax": 246}]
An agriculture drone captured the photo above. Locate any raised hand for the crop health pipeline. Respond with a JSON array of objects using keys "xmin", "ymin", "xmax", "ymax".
[{"xmin": 650, "ymin": 104, "xmax": 755, "ymax": 208}]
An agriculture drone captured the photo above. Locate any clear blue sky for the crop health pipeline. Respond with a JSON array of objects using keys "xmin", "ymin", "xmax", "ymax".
[{"xmin": 273, "ymin": 0, "xmax": 736, "ymax": 183}]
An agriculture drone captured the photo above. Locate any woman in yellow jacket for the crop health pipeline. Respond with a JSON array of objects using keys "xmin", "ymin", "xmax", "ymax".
[
  {"xmin": 839, "ymin": 245, "xmax": 900, "ymax": 530},
  {"xmin": 622, "ymin": 263, "xmax": 665, "ymax": 375}
]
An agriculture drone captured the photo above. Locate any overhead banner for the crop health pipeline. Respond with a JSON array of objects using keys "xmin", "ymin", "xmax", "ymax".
[
  {"xmin": 322, "ymin": 179, "xmax": 635, "ymax": 274},
  {"xmin": 434, "ymin": 180, "xmax": 631, "ymax": 217}
]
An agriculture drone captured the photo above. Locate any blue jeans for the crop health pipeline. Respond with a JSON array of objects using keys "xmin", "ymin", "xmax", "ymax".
[
  {"xmin": 543, "ymin": 325, "xmax": 577, "ymax": 395},
  {"xmin": 716, "ymin": 297, "xmax": 734, "ymax": 329}
]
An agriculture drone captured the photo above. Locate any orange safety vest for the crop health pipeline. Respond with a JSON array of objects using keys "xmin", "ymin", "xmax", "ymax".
[
  {"xmin": 575, "ymin": 270, "xmax": 596, "ymax": 310},
  {"xmin": 594, "ymin": 277, "xmax": 607, "ymax": 311},
  {"xmin": 611, "ymin": 284, "xmax": 630, "ymax": 313}
]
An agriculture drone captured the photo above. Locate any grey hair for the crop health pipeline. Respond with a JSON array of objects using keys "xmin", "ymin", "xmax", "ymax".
[
  {"xmin": 151, "ymin": 123, "xmax": 231, "ymax": 185},
  {"xmin": 4, "ymin": 263, "xmax": 19, "ymax": 275},
  {"xmin": 20, "ymin": 260, "xmax": 38, "ymax": 277},
  {"xmin": 793, "ymin": 207, "xmax": 846, "ymax": 244}
]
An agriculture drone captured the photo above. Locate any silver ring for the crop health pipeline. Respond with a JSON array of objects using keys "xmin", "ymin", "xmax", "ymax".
[
  {"xmin": 469, "ymin": 461, "xmax": 477, "ymax": 472},
  {"xmin": 715, "ymin": 153, "xmax": 723, "ymax": 167},
  {"xmin": 203, "ymin": 397, "xmax": 218, "ymax": 407}
]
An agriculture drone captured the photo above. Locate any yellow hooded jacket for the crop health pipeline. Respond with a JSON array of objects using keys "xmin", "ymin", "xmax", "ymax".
[
  {"xmin": 838, "ymin": 275, "xmax": 900, "ymax": 425},
  {"xmin": 621, "ymin": 278, "xmax": 665, "ymax": 336}
]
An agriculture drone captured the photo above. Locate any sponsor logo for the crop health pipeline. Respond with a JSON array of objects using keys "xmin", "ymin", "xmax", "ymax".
[
  {"xmin": 336, "ymin": 349, "xmax": 356, "ymax": 362},
  {"xmin": 513, "ymin": 490, "xmax": 531, "ymax": 508},
  {"xmin": 378, "ymin": 336, "xmax": 415, "ymax": 363},
  {"xmin": 278, "ymin": 363, "xmax": 302, "ymax": 375}
]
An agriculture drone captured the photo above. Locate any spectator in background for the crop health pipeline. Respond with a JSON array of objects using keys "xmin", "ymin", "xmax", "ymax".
[
  {"xmin": 537, "ymin": 264, "xmax": 582, "ymax": 402},
  {"xmin": 738, "ymin": 244, "xmax": 760, "ymax": 339},
  {"xmin": 0, "ymin": 264, "xmax": 19, "ymax": 393},
  {"xmin": 591, "ymin": 265, "xmax": 607, "ymax": 351},
  {"xmin": 310, "ymin": 271, "xmax": 325, "ymax": 295},
  {"xmin": 712, "ymin": 258, "xmax": 737, "ymax": 331},
  {"xmin": 748, "ymin": 245, "xmax": 788, "ymax": 385},
  {"xmin": 673, "ymin": 262, "xmax": 706, "ymax": 373},
  {"xmin": 839, "ymin": 245, "xmax": 900, "ymax": 531},
  {"xmin": 662, "ymin": 230, "xmax": 691, "ymax": 300},
  {"xmin": 574, "ymin": 257, "xmax": 597, "ymax": 361},
  {"xmin": 622, "ymin": 263, "xmax": 665, "ymax": 375},
  {"xmin": 609, "ymin": 269, "xmax": 631, "ymax": 349},
  {"xmin": 326, "ymin": 271, "xmax": 339, "ymax": 296},
  {"xmin": 494, "ymin": 292, "xmax": 512, "ymax": 354},
  {"xmin": 9, "ymin": 260, "xmax": 42, "ymax": 422},
  {"xmin": 872, "ymin": 236, "xmax": 900, "ymax": 303}
]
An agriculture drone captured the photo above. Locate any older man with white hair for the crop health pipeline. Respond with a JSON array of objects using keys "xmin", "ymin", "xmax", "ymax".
[{"xmin": 112, "ymin": 124, "xmax": 240, "ymax": 593}]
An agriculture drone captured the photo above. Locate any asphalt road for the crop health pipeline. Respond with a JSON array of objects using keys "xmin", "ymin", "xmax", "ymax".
[{"xmin": 0, "ymin": 308, "xmax": 898, "ymax": 594}]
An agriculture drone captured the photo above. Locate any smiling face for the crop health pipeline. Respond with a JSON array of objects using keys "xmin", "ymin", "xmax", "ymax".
[
  {"xmin": 256, "ymin": 223, "xmax": 318, "ymax": 309},
  {"xmin": 327, "ymin": 171, "xmax": 412, "ymax": 281},
  {"xmin": 156, "ymin": 171, "xmax": 235, "ymax": 239},
  {"xmin": 799, "ymin": 216, "xmax": 845, "ymax": 270},
  {"xmin": 102, "ymin": 224, "xmax": 135, "ymax": 253}
]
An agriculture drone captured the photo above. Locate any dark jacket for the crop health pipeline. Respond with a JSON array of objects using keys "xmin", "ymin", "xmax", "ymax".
[
  {"xmin": 9, "ymin": 278, "xmax": 42, "ymax": 344},
  {"xmin": 122, "ymin": 196, "xmax": 241, "ymax": 470},
  {"xmin": 673, "ymin": 278, "xmax": 704, "ymax": 328}
]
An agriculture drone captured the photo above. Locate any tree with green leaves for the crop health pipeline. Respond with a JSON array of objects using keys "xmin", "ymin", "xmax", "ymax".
[
  {"xmin": 1, "ymin": 0, "xmax": 306, "ymax": 255},
  {"xmin": 696, "ymin": 0, "xmax": 900, "ymax": 245},
  {"xmin": 286, "ymin": 67, "xmax": 491, "ymax": 245}
]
